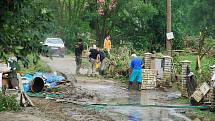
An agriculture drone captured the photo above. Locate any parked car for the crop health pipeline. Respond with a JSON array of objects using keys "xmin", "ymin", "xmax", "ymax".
[{"xmin": 42, "ymin": 38, "xmax": 65, "ymax": 57}]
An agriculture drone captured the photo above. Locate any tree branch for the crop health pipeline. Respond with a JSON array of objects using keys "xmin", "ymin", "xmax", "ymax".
[{"xmin": 200, "ymin": 46, "xmax": 213, "ymax": 60}]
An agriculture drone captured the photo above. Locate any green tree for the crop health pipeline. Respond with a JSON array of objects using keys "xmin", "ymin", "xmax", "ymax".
[
  {"xmin": 190, "ymin": 0, "xmax": 215, "ymax": 38},
  {"xmin": 43, "ymin": 0, "xmax": 91, "ymax": 50},
  {"xmin": 85, "ymin": 0, "xmax": 158, "ymax": 50},
  {"xmin": 0, "ymin": 0, "xmax": 52, "ymax": 64}
]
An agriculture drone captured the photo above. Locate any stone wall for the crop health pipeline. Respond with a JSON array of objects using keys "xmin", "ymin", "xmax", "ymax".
[{"xmin": 143, "ymin": 53, "xmax": 173, "ymax": 88}]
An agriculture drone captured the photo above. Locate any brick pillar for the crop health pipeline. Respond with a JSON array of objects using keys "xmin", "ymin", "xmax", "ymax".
[
  {"xmin": 210, "ymin": 65, "xmax": 215, "ymax": 109},
  {"xmin": 144, "ymin": 53, "xmax": 152, "ymax": 69},
  {"xmin": 150, "ymin": 54, "xmax": 156, "ymax": 69},
  {"xmin": 163, "ymin": 56, "xmax": 172, "ymax": 86},
  {"xmin": 180, "ymin": 60, "xmax": 191, "ymax": 97}
]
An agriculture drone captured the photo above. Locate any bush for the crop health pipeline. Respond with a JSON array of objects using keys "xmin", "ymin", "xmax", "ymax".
[
  {"xmin": 19, "ymin": 55, "xmax": 52, "ymax": 74},
  {"xmin": 0, "ymin": 93, "xmax": 21, "ymax": 112}
]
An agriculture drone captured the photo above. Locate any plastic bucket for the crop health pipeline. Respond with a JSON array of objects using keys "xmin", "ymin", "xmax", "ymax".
[{"xmin": 96, "ymin": 63, "xmax": 100, "ymax": 69}]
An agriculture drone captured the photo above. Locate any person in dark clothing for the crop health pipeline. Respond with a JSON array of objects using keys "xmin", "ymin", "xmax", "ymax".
[
  {"xmin": 75, "ymin": 38, "xmax": 84, "ymax": 74},
  {"xmin": 98, "ymin": 49, "xmax": 106, "ymax": 75},
  {"xmin": 88, "ymin": 45, "xmax": 99, "ymax": 76},
  {"xmin": 89, "ymin": 47, "xmax": 99, "ymax": 60}
]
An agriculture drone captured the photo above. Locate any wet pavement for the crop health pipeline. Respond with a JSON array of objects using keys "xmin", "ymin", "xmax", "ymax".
[
  {"xmin": 76, "ymin": 79, "xmax": 192, "ymax": 121},
  {"xmin": 42, "ymin": 56, "xmax": 194, "ymax": 121}
]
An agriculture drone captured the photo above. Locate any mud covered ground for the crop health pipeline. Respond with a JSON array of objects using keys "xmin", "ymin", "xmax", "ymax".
[{"xmin": 0, "ymin": 56, "xmax": 211, "ymax": 121}]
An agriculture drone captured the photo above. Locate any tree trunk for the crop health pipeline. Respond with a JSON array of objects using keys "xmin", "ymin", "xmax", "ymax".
[
  {"xmin": 195, "ymin": 55, "xmax": 201, "ymax": 73},
  {"xmin": 166, "ymin": 0, "xmax": 172, "ymax": 55}
]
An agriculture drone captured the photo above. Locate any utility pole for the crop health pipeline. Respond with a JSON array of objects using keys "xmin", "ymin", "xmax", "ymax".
[{"xmin": 166, "ymin": 0, "xmax": 172, "ymax": 55}]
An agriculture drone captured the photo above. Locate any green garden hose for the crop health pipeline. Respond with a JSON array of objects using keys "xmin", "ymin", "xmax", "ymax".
[{"xmin": 84, "ymin": 103, "xmax": 209, "ymax": 110}]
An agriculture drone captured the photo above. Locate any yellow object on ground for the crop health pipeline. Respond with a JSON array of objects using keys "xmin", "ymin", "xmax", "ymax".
[{"xmin": 96, "ymin": 63, "xmax": 100, "ymax": 69}]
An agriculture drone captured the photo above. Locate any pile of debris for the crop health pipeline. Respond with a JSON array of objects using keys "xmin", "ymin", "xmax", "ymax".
[
  {"xmin": 1, "ymin": 56, "xmax": 97, "ymax": 108},
  {"xmin": 181, "ymin": 63, "xmax": 215, "ymax": 112},
  {"xmin": 20, "ymin": 72, "xmax": 67, "ymax": 93}
]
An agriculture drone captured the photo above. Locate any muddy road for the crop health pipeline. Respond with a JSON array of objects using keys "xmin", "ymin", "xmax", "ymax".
[
  {"xmin": 0, "ymin": 56, "xmax": 195, "ymax": 121},
  {"xmin": 42, "ymin": 56, "xmax": 194, "ymax": 121}
]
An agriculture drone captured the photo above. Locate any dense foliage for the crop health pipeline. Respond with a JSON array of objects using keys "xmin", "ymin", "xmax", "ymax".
[
  {"xmin": 44, "ymin": 0, "xmax": 214, "ymax": 52},
  {"xmin": 0, "ymin": 0, "xmax": 214, "ymax": 60},
  {"xmin": 0, "ymin": 0, "xmax": 52, "ymax": 63}
]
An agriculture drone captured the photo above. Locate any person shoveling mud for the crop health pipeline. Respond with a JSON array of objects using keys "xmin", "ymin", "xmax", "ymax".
[{"xmin": 128, "ymin": 54, "xmax": 143, "ymax": 91}]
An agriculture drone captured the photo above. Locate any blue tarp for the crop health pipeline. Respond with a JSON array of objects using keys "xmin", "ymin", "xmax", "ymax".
[
  {"xmin": 22, "ymin": 72, "xmax": 66, "ymax": 92},
  {"xmin": 23, "ymin": 74, "xmax": 34, "ymax": 82},
  {"xmin": 42, "ymin": 73, "xmax": 65, "ymax": 83}
]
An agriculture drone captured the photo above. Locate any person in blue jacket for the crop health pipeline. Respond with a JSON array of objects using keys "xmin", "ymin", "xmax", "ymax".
[{"xmin": 129, "ymin": 54, "xmax": 143, "ymax": 91}]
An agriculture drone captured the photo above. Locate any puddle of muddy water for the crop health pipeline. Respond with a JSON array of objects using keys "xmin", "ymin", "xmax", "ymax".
[
  {"xmin": 76, "ymin": 81, "xmax": 194, "ymax": 121},
  {"xmin": 102, "ymin": 90, "xmax": 191, "ymax": 121},
  {"xmin": 106, "ymin": 106, "xmax": 192, "ymax": 121}
]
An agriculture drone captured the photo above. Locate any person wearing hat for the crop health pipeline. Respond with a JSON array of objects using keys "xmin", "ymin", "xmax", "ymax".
[{"xmin": 129, "ymin": 54, "xmax": 143, "ymax": 90}]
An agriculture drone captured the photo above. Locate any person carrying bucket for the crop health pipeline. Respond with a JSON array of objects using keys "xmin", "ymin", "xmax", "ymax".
[
  {"xmin": 88, "ymin": 45, "xmax": 99, "ymax": 76},
  {"xmin": 129, "ymin": 54, "xmax": 143, "ymax": 91}
]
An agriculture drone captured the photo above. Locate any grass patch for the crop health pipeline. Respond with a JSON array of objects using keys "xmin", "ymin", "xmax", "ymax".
[
  {"xmin": 175, "ymin": 53, "xmax": 215, "ymax": 72},
  {"xmin": 0, "ymin": 93, "xmax": 21, "ymax": 112},
  {"xmin": 172, "ymin": 97, "xmax": 190, "ymax": 104},
  {"xmin": 189, "ymin": 109, "xmax": 215, "ymax": 121},
  {"xmin": 19, "ymin": 55, "xmax": 52, "ymax": 74},
  {"xmin": 174, "ymin": 53, "xmax": 215, "ymax": 83}
]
